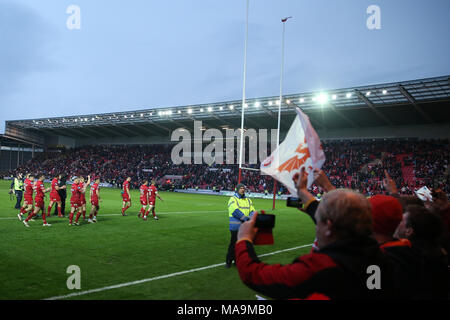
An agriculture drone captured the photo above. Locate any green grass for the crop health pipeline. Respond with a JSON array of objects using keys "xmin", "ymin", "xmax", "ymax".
[{"xmin": 0, "ymin": 180, "xmax": 316, "ymax": 300}]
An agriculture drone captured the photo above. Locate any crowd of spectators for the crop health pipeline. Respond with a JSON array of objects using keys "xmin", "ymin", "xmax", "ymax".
[
  {"xmin": 9, "ymin": 138, "xmax": 450, "ymax": 196},
  {"xmin": 235, "ymin": 167, "xmax": 450, "ymax": 299}
]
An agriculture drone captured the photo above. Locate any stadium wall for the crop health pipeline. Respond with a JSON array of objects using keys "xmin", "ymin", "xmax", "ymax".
[
  {"xmin": 317, "ymin": 123, "xmax": 450, "ymax": 140},
  {"xmin": 74, "ymin": 135, "xmax": 172, "ymax": 147},
  {"xmin": 58, "ymin": 136, "xmax": 76, "ymax": 148},
  {"xmin": 68, "ymin": 123, "xmax": 450, "ymax": 147},
  {"xmin": 0, "ymin": 149, "xmax": 34, "ymax": 172}
]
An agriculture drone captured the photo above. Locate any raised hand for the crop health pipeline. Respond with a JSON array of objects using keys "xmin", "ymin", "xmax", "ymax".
[
  {"xmin": 313, "ymin": 169, "xmax": 335, "ymax": 192},
  {"xmin": 292, "ymin": 167, "xmax": 308, "ymax": 191},
  {"xmin": 292, "ymin": 167, "xmax": 315, "ymax": 205},
  {"xmin": 382, "ymin": 170, "xmax": 398, "ymax": 195}
]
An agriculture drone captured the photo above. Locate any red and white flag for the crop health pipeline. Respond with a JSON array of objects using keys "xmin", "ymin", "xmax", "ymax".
[{"xmin": 260, "ymin": 107, "xmax": 325, "ymax": 195}]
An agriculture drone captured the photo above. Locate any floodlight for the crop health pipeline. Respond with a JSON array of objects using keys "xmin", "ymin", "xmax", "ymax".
[{"xmin": 316, "ymin": 93, "xmax": 328, "ymax": 104}]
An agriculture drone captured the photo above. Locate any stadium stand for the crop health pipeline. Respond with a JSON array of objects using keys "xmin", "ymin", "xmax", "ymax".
[
  {"xmin": 9, "ymin": 138, "xmax": 449, "ymax": 195},
  {"xmin": 2, "ymin": 75, "xmax": 449, "ymax": 196}
]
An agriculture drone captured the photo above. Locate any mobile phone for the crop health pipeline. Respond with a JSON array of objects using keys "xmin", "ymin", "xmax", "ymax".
[
  {"xmin": 286, "ymin": 197, "xmax": 302, "ymax": 208},
  {"xmin": 255, "ymin": 213, "xmax": 275, "ymax": 229}
]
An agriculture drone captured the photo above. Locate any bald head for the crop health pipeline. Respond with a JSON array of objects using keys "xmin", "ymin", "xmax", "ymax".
[{"xmin": 315, "ymin": 189, "xmax": 373, "ymax": 248}]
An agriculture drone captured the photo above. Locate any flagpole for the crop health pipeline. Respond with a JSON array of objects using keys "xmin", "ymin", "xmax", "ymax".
[
  {"xmin": 238, "ymin": 0, "xmax": 249, "ymax": 185},
  {"xmin": 273, "ymin": 16, "xmax": 292, "ymax": 210}
]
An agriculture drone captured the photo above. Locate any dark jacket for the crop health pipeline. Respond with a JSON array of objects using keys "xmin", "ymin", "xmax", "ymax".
[
  {"xmin": 380, "ymin": 239, "xmax": 421, "ymax": 299},
  {"xmin": 410, "ymin": 238, "xmax": 449, "ymax": 299},
  {"xmin": 58, "ymin": 178, "xmax": 67, "ymax": 198},
  {"xmin": 302, "ymin": 199, "xmax": 425, "ymax": 299},
  {"xmin": 235, "ymin": 236, "xmax": 395, "ymax": 299}
]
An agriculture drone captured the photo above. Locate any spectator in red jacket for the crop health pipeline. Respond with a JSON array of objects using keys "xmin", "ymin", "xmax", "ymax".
[{"xmin": 234, "ymin": 168, "xmax": 395, "ymax": 299}]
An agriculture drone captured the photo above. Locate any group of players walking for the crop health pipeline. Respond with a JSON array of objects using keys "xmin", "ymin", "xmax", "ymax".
[
  {"xmin": 122, "ymin": 177, "xmax": 163, "ymax": 220},
  {"xmin": 17, "ymin": 174, "xmax": 163, "ymax": 227}
]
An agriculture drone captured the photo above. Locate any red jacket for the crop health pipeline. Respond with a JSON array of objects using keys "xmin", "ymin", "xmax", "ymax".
[{"xmin": 235, "ymin": 236, "xmax": 395, "ymax": 300}]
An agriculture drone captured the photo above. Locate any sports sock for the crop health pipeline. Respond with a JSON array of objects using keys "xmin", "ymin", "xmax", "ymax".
[
  {"xmin": 75, "ymin": 211, "xmax": 82, "ymax": 223},
  {"xmin": 58, "ymin": 206, "xmax": 62, "ymax": 217},
  {"xmin": 25, "ymin": 212, "xmax": 35, "ymax": 222}
]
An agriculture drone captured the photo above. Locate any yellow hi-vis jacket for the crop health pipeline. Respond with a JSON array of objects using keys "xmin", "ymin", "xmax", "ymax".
[
  {"xmin": 14, "ymin": 178, "xmax": 24, "ymax": 191},
  {"xmin": 228, "ymin": 193, "xmax": 255, "ymax": 231}
]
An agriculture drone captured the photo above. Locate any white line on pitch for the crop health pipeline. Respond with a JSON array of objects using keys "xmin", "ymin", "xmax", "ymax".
[
  {"xmin": 0, "ymin": 210, "xmax": 225, "ymax": 221},
  {"xmin": 44, "ymin": 243, "xmax": 313, "ymax": 300},
  {"xmin": 0, "ymin": 209, "xmax": 293, "ymax": 221}
]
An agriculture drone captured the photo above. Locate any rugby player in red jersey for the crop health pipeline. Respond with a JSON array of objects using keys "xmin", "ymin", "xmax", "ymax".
[
  {"xmin": 47, "ymin": 174, "xmax": 66, "ymax": 218},
  {"xmin": 69, "ymin": 177, "xmax": 83, "ymax": 226},
  {"xmin": 18, "ymin": 173, "xmax": 34, "ymax": 221},
  {"xmin": 138, "ymin": 180, "xmax": 149, "ymax": 220},
  {"xmin": 78, "ymin": 176, "xmax": 90, "ymax": 220},
  {"xmin": 121, "ymin": 177, "xmax": 132, "ymax": 216},
  {"xmin": 74, "ymin": 175, "xmax": 90, "ymax": 224},
  {"xmin": 145, "ymin": 180, "xmax": 163, "ymax": 220},
  {"xmin": 88, "ymin": 177, "xmax": 101, "ymax": 223},
  {"xmin": 22, "ymin": 174, "xmax": 51, "ymax": 227}
]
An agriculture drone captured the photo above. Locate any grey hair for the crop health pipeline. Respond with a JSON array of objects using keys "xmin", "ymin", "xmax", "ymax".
[{"xmin": 316, "ymin": 189, "xmax": 373, "ymax": 239}]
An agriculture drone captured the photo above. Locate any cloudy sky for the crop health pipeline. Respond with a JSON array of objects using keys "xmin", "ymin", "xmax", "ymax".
[{"xmin": 0, "ymin": 0, "xmax": 449, "ymax": 132}]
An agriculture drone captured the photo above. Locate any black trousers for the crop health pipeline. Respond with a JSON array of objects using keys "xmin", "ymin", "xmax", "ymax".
[
  {"xmin": 15, "ymin": 191, "xmax": 23, "ymax": 209},
  {"xmin": 226, "ymin": 230, "xmax": 238, "ymax": 264}
]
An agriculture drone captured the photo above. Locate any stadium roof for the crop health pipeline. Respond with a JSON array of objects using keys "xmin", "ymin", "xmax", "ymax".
[{"xmin": 5, "ymin": 75, "xmax": 450, "ymax": 143}]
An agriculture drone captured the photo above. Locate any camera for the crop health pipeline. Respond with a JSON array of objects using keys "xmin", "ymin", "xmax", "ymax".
[
  {"xmin": 286, "ymin": 196, "xmax": 302, "ymax": 208},
  {"xmin": 254, "ymin": 211, "xmax": 275, "ymax": 246},
  {"xmin": 255, "ymin": 213, "xmax": 275, "ymax": 229}
]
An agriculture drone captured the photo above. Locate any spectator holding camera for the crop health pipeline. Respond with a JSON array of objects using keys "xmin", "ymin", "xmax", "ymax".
[{"xmin": 235, "ymin": 168, "xmax": 395, "ymax": 299}]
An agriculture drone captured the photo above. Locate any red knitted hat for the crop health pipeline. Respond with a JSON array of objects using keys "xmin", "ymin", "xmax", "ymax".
[{"xmin": 369, "ymin": 195, "xmax": 403, "ymax": 236}]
